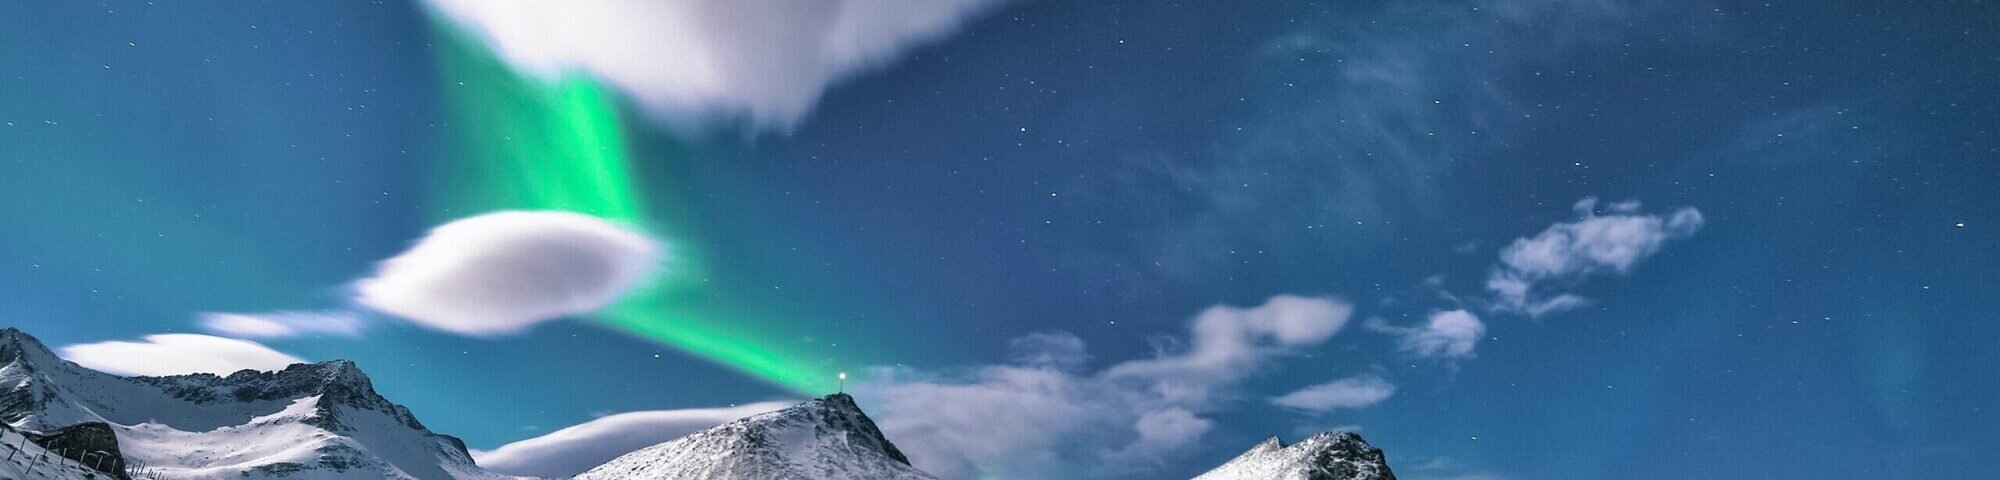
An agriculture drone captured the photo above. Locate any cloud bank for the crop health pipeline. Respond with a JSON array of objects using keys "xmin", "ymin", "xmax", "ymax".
[
  {"xmin": 59, "ymin": 334, "xmax": 305, "ymax": 377},
  {"xmin": 355, "ymin": 211, "xmax": 660, "ymax": 336},
  {"xmin": 473, "ymin": 402, "xmax": 793, "ymax": 478},
  {"xmin": 424, "ymin": 0, "xmax": 1007, "ymax": 130},
  {"xmin": 1487, "ymin": 198, "xmax": 1704, "ymax": 317},
  {"xmin": 852, "ymin": 295, "xmax": 1363, "ymax": 479}
]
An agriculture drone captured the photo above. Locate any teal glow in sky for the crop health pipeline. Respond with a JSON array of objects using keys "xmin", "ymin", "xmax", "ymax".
[{"xmin": 2, "ymin": 1, "xmax": 1997, "ymax": 479}]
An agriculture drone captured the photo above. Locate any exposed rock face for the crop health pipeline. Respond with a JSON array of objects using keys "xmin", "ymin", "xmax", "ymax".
[
  {"xmin": 0, "ymin": 327, "xmax": 513, "ymax": 479},
  {"xmin": 25, "ymin": 421, "xmax": 129, "ymax": 479},
  {"xmin": 577, "ymin": 393, "xmax": 936, "ymax": 480},
  {"xmin": 1194, "ymin": 431, "xmax": 1397, "ymax": 480}
]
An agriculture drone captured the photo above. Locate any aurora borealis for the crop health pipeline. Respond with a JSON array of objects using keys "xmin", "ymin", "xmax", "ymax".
[
  {"xmin": 5, "ymin": 1, "xmax": 1998, "ymax": 479},
  {"xmin": 427, "ymin": 23, "xmax": 846, "ymax": 392}
]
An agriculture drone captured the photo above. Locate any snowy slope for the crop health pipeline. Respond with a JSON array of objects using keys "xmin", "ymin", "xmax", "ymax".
[
  {"xmin": 576, "ymin": 393, "xmax": 935, "ymax": 480},
  {"xmin": 1193, "ymin": 431, "xmax": 1397, "ymax": 480},
  {"xmin": 0, "ymin": 328, "xmax": 519, "ymax": 480},
  {"xmin": 0, "ymin": 426, "xmax": 104, "ymax": 480}
]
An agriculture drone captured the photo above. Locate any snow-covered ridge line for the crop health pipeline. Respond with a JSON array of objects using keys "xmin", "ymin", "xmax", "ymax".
[
  {"xmin": 1194, "ymin": 430, "xmax": 1398, "ymax": 480},
  {"xmin": 578, "ymin": 393, "xmax": 937, "ymax": 480},
  {"xmin": 0, "ymin": 327, "xmax": 519, "ymax": 479}
]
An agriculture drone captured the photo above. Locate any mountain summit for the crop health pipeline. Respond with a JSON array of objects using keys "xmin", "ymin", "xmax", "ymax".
[
  {"xmin": 1194, "ymin": 431, "xmax": 1397, "ymax": 480},
  {"xmin": 577, "ymin": 393, "xmax": 936, "ymax": 480},
  {"xmin": 0, "ymin": 327, "xmax": 512, "ymax": 479}
]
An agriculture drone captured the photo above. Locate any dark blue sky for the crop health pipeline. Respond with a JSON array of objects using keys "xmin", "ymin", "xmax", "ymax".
[{"xmin": 2, "ymin": 1, "xmax": 1995, "ymax": 479}]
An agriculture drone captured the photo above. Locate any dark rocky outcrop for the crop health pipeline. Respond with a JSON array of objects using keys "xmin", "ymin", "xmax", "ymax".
[{"xmin": 25, "ymin": 422, "xmax": 129, "ymax": 479}]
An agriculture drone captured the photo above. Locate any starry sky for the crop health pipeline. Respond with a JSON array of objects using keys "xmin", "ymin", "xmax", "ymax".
[{"xmin": 2, "ymin": 1, "xmax": 1996, "ymax": 479}]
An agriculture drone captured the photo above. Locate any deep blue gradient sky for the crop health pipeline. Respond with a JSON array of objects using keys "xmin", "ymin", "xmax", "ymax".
[{"xmin": 3, "ymin": 1, "xmax": 1996, "ymax": 479}]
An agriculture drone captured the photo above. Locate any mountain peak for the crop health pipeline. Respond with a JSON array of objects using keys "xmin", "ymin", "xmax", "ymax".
[
  {"xmin": 802, "ymin": 392, "xmax": 912, "ymax": 465},
  {"xmin": 0, "ymin": 327, "xmax": 76, "ymax": 375},
  {"xmin": 0, "ymin": 327, "xmax": 55, "ymax": 356},
  {"xmin": 1195, "ymin": 430, "xmax": 1396, "ymax": 480},
  {"xmin": 1251, "ymin": 436, "xmax": 1285, "ymax": 453},
  {"xmin": 578, "ymin": 394, "xmax": 936, "ymax": 479}
]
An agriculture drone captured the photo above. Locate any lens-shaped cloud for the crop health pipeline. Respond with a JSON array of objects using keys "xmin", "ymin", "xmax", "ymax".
[
  {"xmin": 355, "ymin": 210, "xmax": 660, "ymax": 336},
  {"xmin": 59, "ymin": 334, "xmax": 305, "ymax": 377}
]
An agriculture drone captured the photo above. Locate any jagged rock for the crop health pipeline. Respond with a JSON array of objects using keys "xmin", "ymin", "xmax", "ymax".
[
  {"xmin": 1194, "ymin": 431, "xmax": 1397, "ymax": 480},
  {"xmin": 577, "ymin": 393, "xmax": 935, "ymax": 480}
]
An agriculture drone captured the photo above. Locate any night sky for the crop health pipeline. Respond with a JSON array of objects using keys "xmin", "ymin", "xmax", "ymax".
[{"xmin": 3, "ymin": 1, "xmax": 1996, "ymax": 479}]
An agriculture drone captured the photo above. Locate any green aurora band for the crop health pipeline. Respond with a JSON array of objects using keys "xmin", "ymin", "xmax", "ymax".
[{"xmin": 427, "ymin": 25, "xmax": 840, "ymax": 393}]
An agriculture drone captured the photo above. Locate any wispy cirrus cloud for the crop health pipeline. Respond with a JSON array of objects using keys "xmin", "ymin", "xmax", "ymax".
[
  {"xmin": 1271, "ymin": 375, "xmax": 1396, "ymax": 412},
  {"xmin": 197, "ymin": 310, "xmax": 366, "ymax": 339},
  {"xmin": 1399, "ymin": 310, "xmax": 1487, "ymax": 359},
  {"xmin": 1486, "ymin": 198, "xmax": 1704, "ymax": 317}
]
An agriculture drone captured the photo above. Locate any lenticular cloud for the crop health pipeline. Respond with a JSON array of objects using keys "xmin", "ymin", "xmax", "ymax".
[
  {"xmin": 424, "ymin": 0, "xmax": 1007, "ymax": 130},
  {"xmin": 355, "ymin": 210, "xmax": 660, "ymax": 336}
]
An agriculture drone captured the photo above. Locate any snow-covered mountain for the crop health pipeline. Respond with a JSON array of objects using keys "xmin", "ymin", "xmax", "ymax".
[
  {"xmin": 0, "ymin": 327, "xmax": 516, "ymax": 479},
  {"xmin": 576, "ymin": 393, "xmax": 935, "ymax": 480},
  {"xmin": 1194, "ymin": 431, "xmax": 1398, "ymax": 480}
]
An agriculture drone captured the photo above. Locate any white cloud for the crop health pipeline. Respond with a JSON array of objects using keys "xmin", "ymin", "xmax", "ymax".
[
  {"xmin": 1487, "ymin": 197, "xmax": 1703, "ymax": 317},
  {"xmin": 197, "ymin": 311, "xmax": 366, "ymax": 339},
  {"xmin": 473, "ymin": 402, "xmax": 792, "ymax": 478},
  {"xmin": 1271, "ymin": 375, "xmax": 1395, "ymax": 412},
  {"xmin": 1103, "ymin": 407, "xmax": 1214, "ymax": 464},
  {"xmin": 424, "ymin": 0, "xmax": 1007, "ymax": 130},
  {"xmin": 354, "ymin": 211, "xmax": 660, "ymax": 336},
  {"xmin": 58, "ymin": 334, "xmax": 305, "ymax": 377},
  {"xmin": 1103, "ymin": 294, "xmax": 1353, "ymax": 405},
  {"xmin": 1397, "ymin": 310, "xmax": 1486, "ymax": 359},
  {"xmin": 1007, "ymin": 331, "xmax": 1092, "ymax": 371},
  {"xmin": 854, "ymin": 295, "xmax": 1354, "ymax": 479}
]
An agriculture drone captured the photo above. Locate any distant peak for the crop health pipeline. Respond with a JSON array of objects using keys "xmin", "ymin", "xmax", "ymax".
[
  {"xmin": 301, "ymin": 359, "xmax": 366, "ymax": 379},
  {"xmin": 1252, "ymin": 436, "xmax": 1285, "ymax": 452},
  {"xmin": 819, "ymin": 392, "xmax": 859, "ymax": 407},
  {"xmin": 0, "ymin": 327, "xmax": 45, "ymax": 346},
  {"xmin": 1302, "ymin": 430, "xmax": 1368, "ymax": 445},
  {"xmin": 1198, "ymin": 430, "xmax": 1396, "ymax": 480},
  {"xmin": 0, "ymin": 327, "xmax": 65, "ymax": 365}
]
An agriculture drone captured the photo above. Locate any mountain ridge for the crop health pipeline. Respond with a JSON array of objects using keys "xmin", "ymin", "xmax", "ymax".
[
  {"xmin": 0, "ymin": 327, "xmax": 510, "ymax": 479},
  {"xmin": 1193, "ymin": 430, "xmax": 1398, "ymax": 480},
  {"xmin": 576, "ymin": 392, "xmax": 936, "ymax": 480}
]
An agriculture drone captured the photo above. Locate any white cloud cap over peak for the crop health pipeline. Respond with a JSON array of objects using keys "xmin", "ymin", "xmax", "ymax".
[
  {"xmin": 1488, "ymin": 197, "xmax": 1704, "ymax": 317},
  {"xmin": 424, "ymin": 0, "xmax": 1008, "ymax": 130},
  {"xmin": 59, "ymin": 334, "xmax": 305, "ymax": 377},
  {"xmin": 1399, "ymin": 309, "xmax": 1486, "ymax": 359},
  {"xmin": 198, "ymin": 310, "xmax": 367, "ymax": 339},
  {"xmin": 473, "ymin": 402, "xmax": 793, "ymax": 478},
  {"xmin": 355, "ymin": 210, "xmax": 660, "ymax": 336},
  {"xmin": 1271, "ymin": 375, "xmax": 1396, "ymax": 412}
]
